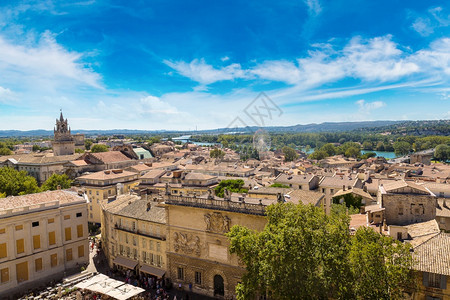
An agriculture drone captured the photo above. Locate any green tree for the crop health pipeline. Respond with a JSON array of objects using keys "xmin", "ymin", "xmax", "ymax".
[
  {"xmin": 434, "ymin": 144, "xmax": 450, "ymax": 162},
  {"xmin": 309, "ymin": 149, "xmax": 328, "ymax": 160},
  {"xmin": 282, "ymin": 146, "xmax": 298, "ymax": 162},
  {"xmin": 84, "ymin": 139, "xmax": 93, "ymax": 150},
  {"xmin": 345, "ymin": 146, "xmax": 360, "ymax": 158},
  {"xmin": 362, "ymin": 141, "xmax": 373, "ymax": 150},
  {"xmin": 0, "ymin": 147, "xmax": 12, "ymax": 155},
  {"xmin": 41, "ymin": 174, "xmax": 73, "ymax": 191},
  {"xmin": 269, "ymin": 183, "xmax": 290, "ymax": 188},
  {"xmin": 0, "ymin": 167, "xmax": 40, "ymax": 196},
  {"xmin": 214, "ymin": 179, "xmax": 248, "ymax": 197},
  {"xmin": 350, "ymin": 227, "xmax": 415, "ymax": 300},
  {"xmin": 227, "ymin": 203, "xmax": 353, "ymax": 300},
  {"xmin": 210, "ymin": 148, "xmax": 225, "ymax": 159},
  {"xmin": 75, "ymin": 148, "xmax": 85, "ymax": 153},
  {"xmin": 361, "ymin": 152, "xmax": 376, "ymax": 159},
  {"xmin": 393, "ymin": 141, "xmax": 411, "ymax": 156},
  {"xmin": 376, "ymin": 141, "xmax": 385, "ymax": 151},
  {"xmin": 228, "ymin": 203, "xmax": 414, "ymax": 300},
  {"xmin": 90, "ymin": 144, "xmax": 109, "ymax": 153},
  {"xmin": 320, "ymin": 143, "xmax": 337, "ymax": 156}
]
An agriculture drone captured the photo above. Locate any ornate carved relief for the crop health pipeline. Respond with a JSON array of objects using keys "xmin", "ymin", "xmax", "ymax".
[
  {"xmin": 204, "ymin": 212, "xmax": 231, "ymax": 233},
  {"xmin": 173, "ymin": 232, "xmax": 201, "ymax": 256}
]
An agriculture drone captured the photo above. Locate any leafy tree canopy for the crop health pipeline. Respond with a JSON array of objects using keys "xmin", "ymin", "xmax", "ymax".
[
  {"xmin": 282, "ymin": 146, "xmax": 298, "ymax": 162},
  {"xmin": 434, "ymin": 144, "xmax": 450, "ymax": 162},
  {"xmin": 0, "ymin": 147, "xmax": 12, "ymax": 155},
  {"xmin": 210, "ymin": 148, "xmax": 225, "ymax": 159},
  {"xmin": 0, "ymin": 167, "xmax": 40, "ymax": 196},
  {"xmin": 41, "ymin": 174, "xmax": 73, "ymax": 191},
  {"xmin": 90, "ymin": 144, "xmax": 109, "ymax": 153},
  {"xmin": 269, "ymin": 183, "xmax": 290, "ymax": 188},
  {"xmin": 393, "ymin": 141, "xmax": 411, "ymax": 156},
  {"xmin": 214, "ymin": 179, "xmax": 248, "ymax": 197},
  {"xmin": 227, "ymin": 202, "xmax": 414, "ymax": 300}
]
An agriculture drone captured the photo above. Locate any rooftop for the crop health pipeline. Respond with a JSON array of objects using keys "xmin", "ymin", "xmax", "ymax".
[
  {"xmin": 0, "ymin": 189, "xmax": 86, "ymax": 213},
  {"xmin": 413, "ymin": 232, "xmax": 450, "ymax": 276},
  {"xmin": 77, "ymin": 169, "xmax": 137, "ymax": 181}
]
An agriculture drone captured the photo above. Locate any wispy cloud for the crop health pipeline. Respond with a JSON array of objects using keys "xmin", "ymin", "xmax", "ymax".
[
  {"xmin": 411, "ymin": 6, "xmax": 450, "ymax": 36},
  {"xmin": 303, "ymin": 0, "xmax": 322, "ymax": 16},
  {"xmin": 0, "ymin": 31, "xmax": 102, "ymax": 91},
  {"xmin": 163, "ymin": 58, "xmax": 248, "ymax": 85},
  {"xmin": 165, "ymin": 35, "xmax": 432, "ymax": 88},
  {"xmin": 356, "ymin": 99, "xmax": 386, "ymax": 114}
]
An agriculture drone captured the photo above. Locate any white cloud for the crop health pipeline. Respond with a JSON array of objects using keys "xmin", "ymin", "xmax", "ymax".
[
  {"xmin": 139, "ymin": 96, "xmax": 179, "ymax": 115},
  {"xmin": 163, "ymin": 58, "xmax": 248, "ymax": 85},
  {"xmin": 250, "ymin": 60, "xmax": 302, "ymax": 84},
  {"xmin": 356, "ymin": 99, "xmax": 386, "ymax": 114},
  {"xmin": 0, "ymin": 86, "xmax": 14, "ymax": 103},
  {"xmin": 0, "ymin": 31, "xmax": 101, "ymax": 90},
  {"xmin": 412, "ymin": 38, "xmax": 450, "ymax": 75},
  {"xmin": 221, "ymin": 56, "xmax": 230, "ymax": 62},
  {"xmin": 411, "ymin": 6, "xmax": 450, "ymax": 36},
  {"xmin": 303, "ymin": 0, "xmax": 322, "ymax": 16},
  {"xmin": 249, "ymin": 35, "xmax": 419, "ymax": 86},
  {"xmin": 411, "ymin": 18, "xmax": 434, "ymax": 36}
]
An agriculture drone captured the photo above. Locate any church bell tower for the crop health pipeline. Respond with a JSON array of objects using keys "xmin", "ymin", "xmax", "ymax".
[{"xmin": 52, "ymin": 111, "xmax": 75, "ymax": 156}]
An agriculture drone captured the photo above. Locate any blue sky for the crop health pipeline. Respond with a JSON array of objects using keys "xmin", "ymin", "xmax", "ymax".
[{"xmin": 0, "ymin": 0, "xmax": 448, "ymax": 130}]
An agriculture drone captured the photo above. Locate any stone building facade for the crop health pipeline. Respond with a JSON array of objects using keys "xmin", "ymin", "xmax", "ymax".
[
  {"xmin": 379, "ymin": 181, "xmax": 436, "ymax": 226},
  {"xmin": 164, "ymin": 194, "xmax": 267, "ymax": 298},
  {"xmin": 0, "ymin": 190, "xmax": 89, "ymax": 298}
]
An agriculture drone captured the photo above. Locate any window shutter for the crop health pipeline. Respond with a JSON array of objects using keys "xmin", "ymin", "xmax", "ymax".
[
  {"xmin": 441, "ymin": 275, "xmax": 447, "ymax": 290},
  {"xmin": 423, "ymin": 272, "xmax": 429, "ymax": 287}
]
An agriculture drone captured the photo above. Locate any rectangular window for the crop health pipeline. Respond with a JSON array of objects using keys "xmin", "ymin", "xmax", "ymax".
[
  {"xmin": 119, "ymin": 245, "xmax": 123, "ymax": 255},
  {"xmin": 65, "ymin": 227, "xmax": 72, "ymax": 241},
  {"xmin": 156, "ymin": 242, "xmax": 161, "ymax": 252},
  {"xmin": 16, "ymin": 261, "xmax": 28, "ymax": 283},
  {"xmin": 15, "ymin": 225, "xmax": 23, "ymax": 231},
  {"xmin": 64, "ymin": 215, "xmax": 70, "ymax": 220},
  {"xmin": 398, "ymin": 207, "xmax": 403, "ymax": 216},
  {"xmin": 195, "ymin": 271, "xmax": 202, "ymax": 285},
  {"xmin": 77, "ymin": 224, "xmax": 83, "ymax": 238},
  {"xmin": 48, "ymin": 218, "xmax": 54, "ymax": 224},
  {"xmin": 32, "ymin": 221, "xmax": 39, "ymax": 227},
  {"xmin": 66, "ymin": 248, "xmax": 73, "ymax": 261},
  {"xmin": 35, "ymin": 258, "xmax": 43, "ymax": 272},
  {"xmin": 33, "ymin": 235, "xmax": 40, "ymax": 250},
  {"xmin": 156, "ymin": 255, "xmax": 161, "ymax": 266},
  {"xmin": 142, "ymin": 251, "xmax": 147, "ymax": 262},
  {"xmin": 142, "ymin": 239, "xmax": 147, "ymax": 248},
  {"xmin": 0, "ymin": 243, "xmax": 7, "ymax": 259},
  {"xmin": 149, "ymin": 240, "xmax": 154, "ymax": 251},
  {"xmin": 78, "ymin": 245, "xmax": 85, "ymax": 258},
  {"xmin": 50, "ymin": 253, "xmax": 57, "ymax": 267},
  {"xmin": 76, "ymin": 212, "xmax": 82, "ymax": 218},
  {"xmin": 0, "ymin": 268, "xmax": 8, "ymax": 283},
  {"xmin": 177, "ymin": 267, "xmax": 184, "ymax": 280},
  {"xmin": 429, "ymin": 273, "xmax": 441, "ymax": 288},
  {"xmin": 16, "ymin": 239, "xmax": 24, "ymax": 254},
  {"xmin": 126, "ymin": 247, "xmax": 130, "ymax": 257},
  {"xmin": 133, "ymin": 236, "xmax": 137, "ymax": 246},
  {"xmin": 49, "ymin": 231, "xmax": 56, "ymax": 246}
]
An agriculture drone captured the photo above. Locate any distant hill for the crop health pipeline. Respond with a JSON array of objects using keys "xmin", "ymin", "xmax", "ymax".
[{"xmin": 0, "ymin": 120, "xmax": 448, "ymax": 137}]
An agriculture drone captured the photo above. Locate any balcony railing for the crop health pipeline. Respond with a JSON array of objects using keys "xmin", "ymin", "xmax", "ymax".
[{"xmin": 165, "ymin": 195, "xmax": 266, "ymax": 215}]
